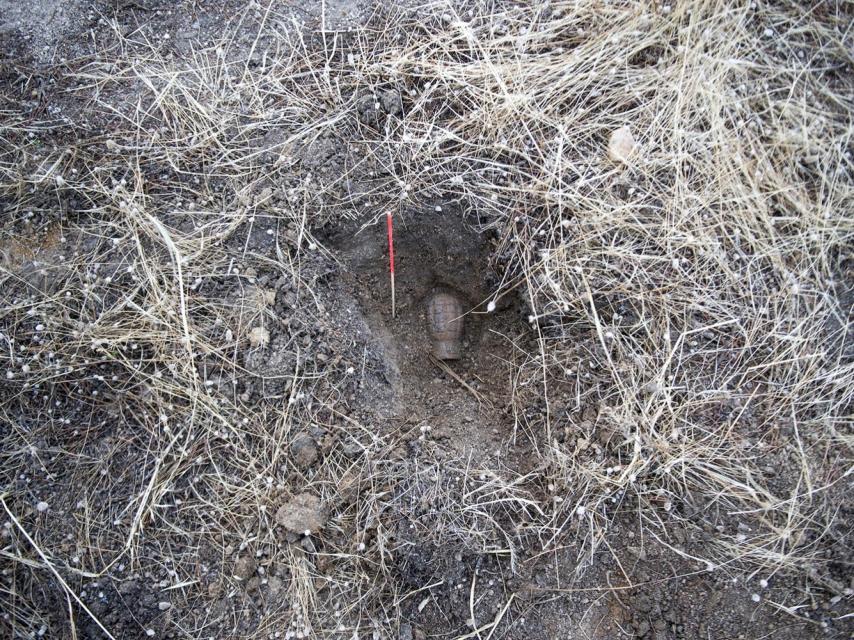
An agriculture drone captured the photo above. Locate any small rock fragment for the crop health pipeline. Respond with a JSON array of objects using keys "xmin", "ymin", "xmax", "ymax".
[
  {"xmin": 260, "ymin": 288, "xmax": 276, "ymax": 306},
  {"xmin": 355, "ymin": 93, "xmax": 380, "ymax": 125},
  {"xmin": 206, "ymin": 580, "xmax": 221, "ymax": 599},
  {"xmin": 232, "ymin": 556, "xmax": 256, "ymax": 581},
  {"xmin": 245, "ymin": 576, "xmax": 262, "ymax": 595},
  {"xmin": 643, "ymin": 381, "xmax": 661, "ymax": 395},
  {"xmin": 608, "ymin": 125, "xmax": 637, "ymax": 163},
  {"xmin": 157, "ymin": 601, "xmax": 171, "ymax": 611},
  {"xmin": 380, "ymin": 89, "xmax": 403, "ymax": 116},
  {"xmin": 266, "ymin": 575, "xmax": 285, "ymax": 599},
  {"xmin": 275, "ymin": 493, "xmax": 326, "ymax": 535},
  {"xmin": 341, "ymin": 440, "xmax": 363, "ymax": 458},
  {"xmin": 36, "ymin": 501, "xmax": 49, "ymax": 513},
  {"xmin": 290, "ymin": 433, "xmax": 318, "ymax": 469},
  {"xmin": 248, "ymin": 326, "xmax": 270, "ymax": 348},
  {"xmin": 119, "ymin": 580, "xmax": 138, "ymax": 595}
]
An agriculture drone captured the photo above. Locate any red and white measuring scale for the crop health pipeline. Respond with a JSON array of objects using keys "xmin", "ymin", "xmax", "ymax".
[{"xmin": 386, "ymin": 211, "xmax": 395, "ymax": 317}]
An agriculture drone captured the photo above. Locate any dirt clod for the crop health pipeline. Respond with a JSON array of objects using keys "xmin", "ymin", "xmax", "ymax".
[
  {"xmin": 275, "ymin": 493, "xmax": 326, "ymax": 534},
  {"xmin": 380, "ymin": 89, "xmax": 403, "ymax": 116},
  {"xmin": 290, "ymin": 433, "xmax": 319, "ymax": 468},
  {"xmin": 248, "ymin": 326, "xmax": 270, "ymax": 348},
  {"xmin": 232, "ymin": 556, "xmax": 256, "ymax": 582}
]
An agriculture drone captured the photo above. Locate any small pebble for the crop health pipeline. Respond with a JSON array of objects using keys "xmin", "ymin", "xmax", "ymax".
[
  {"xmin": 248, "ymin": 326, "xmax": 270, "ymax": 348},
  {"xmin": 608, "ymin": 126, "xmax": 636, "ymax": 163}
]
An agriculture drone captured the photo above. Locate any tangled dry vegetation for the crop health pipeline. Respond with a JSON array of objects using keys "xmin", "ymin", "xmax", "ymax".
[{"xmin": 0, "ymin": 0, "xmax": 852, "ymax": 637}]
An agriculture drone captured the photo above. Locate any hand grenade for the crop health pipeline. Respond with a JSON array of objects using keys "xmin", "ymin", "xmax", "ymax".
[{"xmin": 427, "ymin": 292, "xmax": 463, "ymax": 360}]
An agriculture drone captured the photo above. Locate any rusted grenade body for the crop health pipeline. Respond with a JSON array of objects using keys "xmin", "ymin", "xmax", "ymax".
[{"xmin": 427, "ymin": 292, "xmax": 463, "ymax": 360}]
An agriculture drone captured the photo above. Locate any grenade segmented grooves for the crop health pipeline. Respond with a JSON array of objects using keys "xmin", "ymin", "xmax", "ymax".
[{"xmin": 427, "ymin": 292, "xmax": 464, "ymax": 360}]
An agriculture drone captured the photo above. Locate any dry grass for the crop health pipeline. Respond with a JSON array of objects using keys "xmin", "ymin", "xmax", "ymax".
[
  {"xmin": 0, "ymin": 0, "xmax": 852, "ymax": 637},
  {"xmin": 361, "ymin": 0, "xmax": 854, "ymax": 584}
]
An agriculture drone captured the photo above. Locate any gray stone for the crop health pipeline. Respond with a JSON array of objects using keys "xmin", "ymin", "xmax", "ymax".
[
  {"xmin": 291, "ymin": 433, "xmax": 318, "ymax": 468},
  {"xmin": 232, "ymin": 556, "xmax": 256, "ymax": 581}
]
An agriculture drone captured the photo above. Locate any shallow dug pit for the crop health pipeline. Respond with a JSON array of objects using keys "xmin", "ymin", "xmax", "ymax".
[{"xmin": 324, "ymin": 206, "xmax": 531, "ymax": 459}]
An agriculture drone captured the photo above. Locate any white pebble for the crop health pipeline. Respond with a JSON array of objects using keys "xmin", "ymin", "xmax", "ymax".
[
  {"xmin": 608, "ymin": 126, "xmax": 637, "ymax": 163},
  {"xmin": 486, "ymin": 300, "xmax": 496, "ymax": 313},
  {"xmin": 36, "ymin": 501, "xmax": 49, "ymax": 513}
]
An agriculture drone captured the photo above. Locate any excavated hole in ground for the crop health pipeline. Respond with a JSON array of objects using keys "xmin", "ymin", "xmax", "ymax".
[{"xmin": 324, "ymin": 206, "xmax": 535, "ymax": 462}]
